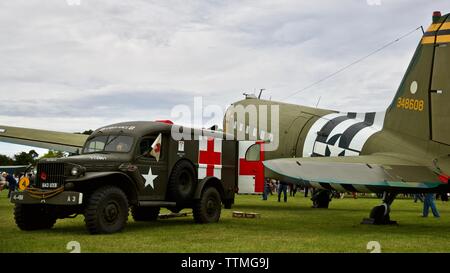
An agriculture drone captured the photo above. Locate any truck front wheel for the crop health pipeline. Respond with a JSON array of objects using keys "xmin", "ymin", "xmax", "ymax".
[
  {"xmin": 193, "ymin": 187, "xmax": 221, "ymax": 223},
  {"xmin": 84, "ymin": 186, "xmax": 129, "ymax": 234},
  {"xmin": 14, "ymin": 204, "xmax": 57, "ymax": 230}
]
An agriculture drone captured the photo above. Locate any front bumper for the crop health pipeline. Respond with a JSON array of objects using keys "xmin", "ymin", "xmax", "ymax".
[{"xmin": 10, "ymin": 191, "xmax": 83, "ymax": 205}]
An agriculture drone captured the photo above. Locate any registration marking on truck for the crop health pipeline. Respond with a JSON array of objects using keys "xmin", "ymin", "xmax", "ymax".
[{"xmin": 42, "ymin": 183, "xmax": 58, "ymax": 188}]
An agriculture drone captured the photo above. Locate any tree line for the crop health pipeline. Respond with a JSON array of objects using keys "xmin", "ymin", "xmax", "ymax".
[{"xmin": 0, "ymin": 150, "xmax": 65, "ymax": 166}]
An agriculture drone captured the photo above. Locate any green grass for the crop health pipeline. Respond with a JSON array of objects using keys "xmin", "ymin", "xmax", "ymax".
[{"xmin": 0, "ymin": 190, "xmax": 449, "ymax": 253}]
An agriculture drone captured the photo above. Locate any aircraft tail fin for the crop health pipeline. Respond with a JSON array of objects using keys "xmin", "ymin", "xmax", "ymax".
[{"xmin": 384, "ymin": 11, "xmax": 450, "ymax": 146}]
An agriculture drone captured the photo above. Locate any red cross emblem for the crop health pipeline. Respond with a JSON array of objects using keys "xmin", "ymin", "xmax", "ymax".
[
  {"xmin": 198, "ymin": 137, "xmax": 222, "ymax": 177},
  {"xmin": 239, "ymin": 141, "xmax": 265, "ymax": 193}
]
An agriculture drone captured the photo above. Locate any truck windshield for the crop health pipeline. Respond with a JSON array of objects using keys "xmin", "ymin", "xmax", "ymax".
[{"xmin": 83, "ymin": 135, "xmax": 134, "ymax": 154}]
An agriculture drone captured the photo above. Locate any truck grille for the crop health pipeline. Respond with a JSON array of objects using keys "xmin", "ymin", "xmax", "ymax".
[{"xmin": 36, "ymin": 162, "xmax": 66, "ymax": 189}]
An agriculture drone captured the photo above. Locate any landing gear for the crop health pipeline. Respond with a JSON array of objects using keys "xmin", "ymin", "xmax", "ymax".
[
  {"xmin": 361, "ymin": 192, "xmax": 398, "ymax": 225},
  {"xmin": 311, "ymin": 189, "xmax": 332, "ymax": 208}
]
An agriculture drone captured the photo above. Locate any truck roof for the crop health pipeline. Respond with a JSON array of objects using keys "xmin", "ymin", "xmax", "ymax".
[{"xmin": 91, "ymin": 121, "xmax": 235, "ymax": 140}]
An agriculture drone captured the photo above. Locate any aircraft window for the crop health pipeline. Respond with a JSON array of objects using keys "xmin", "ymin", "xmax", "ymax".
[{"xmin": 245, "ymin": 144, "xmax": 260, "ymax": 161}]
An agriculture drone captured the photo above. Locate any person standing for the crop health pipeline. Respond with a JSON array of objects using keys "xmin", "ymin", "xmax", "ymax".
[
  {"xmin": 423, "ymin": 193, "xmax": 440, "ymax": 218},
  {"xmin": 2, "ymin": 172, "xmax": 17, "ymax": 198},
  {"xmin": 414, "ymin": 193, "xmax": 424, "ymax": 203},
  {"xmin": 0, "ymin": 174, "xmax": 5, "ymax": 192},
  {"xmin": 278, "ymin": 181, "xmax": 288, "ymax": 202},
  {"xmin": 262, "ymin": 177, "xmax": 271, "ymax": 200}
]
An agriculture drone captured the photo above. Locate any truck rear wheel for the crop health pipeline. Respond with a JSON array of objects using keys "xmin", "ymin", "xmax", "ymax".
[
  {"xmin": 167, "ymin": 160, "xmax": 196, "ymax": 204},
  {"xmin": 193, "ymin": 187, "xmax": 221, "ymax": 223},
  {"xmin": 84, "ymin": 186, "xmax": 129, "ymax": 234},
  {"xmin": 131, "ymin": 206, "xmax": 160, "ymax": 221},
  {"xmin": 14, "ymin": 204, "xmax": 57, "ymax": 230}
]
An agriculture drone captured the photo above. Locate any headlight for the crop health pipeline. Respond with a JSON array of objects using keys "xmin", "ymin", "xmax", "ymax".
[{"xmin": 71, "ymin": 167, "xmax": 80, "ymax": 176}]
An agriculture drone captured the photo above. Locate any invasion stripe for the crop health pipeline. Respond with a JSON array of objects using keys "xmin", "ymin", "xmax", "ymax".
[
  {"xmin": 337, "ymin": 113, "xmax": 375, "ymax": 149},
  {"xmin": 319, "ymin": 182, "xmax": 334, "ymax": 191},
  {"xmin": 347, "ymin": 112, "xmax": 357, "ymax": 118},
  {"xmin": 315, "ymin": 115, "xmax": 350, "ymax": 143},
  {"xmin": 342, "ymin": 184, "xmax": 358, "ymax": 192},
  {"xmin": 331, "ymin": 184, "xmax": 347, "ymax": 192}
]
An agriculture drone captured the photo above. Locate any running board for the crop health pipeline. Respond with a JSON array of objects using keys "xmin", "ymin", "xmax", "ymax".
[{"xmin": 138, "ymin": 201, "xmax": 177, "ymax": 207}]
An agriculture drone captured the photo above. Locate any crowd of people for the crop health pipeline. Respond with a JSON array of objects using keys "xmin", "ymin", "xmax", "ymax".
[
  {"xmin": 261, "ymin": 177, "xmax": 446, "ymax": 218},
  {"xmin": 262, "ymin": 178, "xmax": 305, "ymax": 202},
  {"xmin": 0, "ymin": 172, "xmax": 19, "ymax": 198}
]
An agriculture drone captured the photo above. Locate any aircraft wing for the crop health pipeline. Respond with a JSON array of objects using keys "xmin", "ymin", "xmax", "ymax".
[
  {"xmin": 263, "ymin": 154, "xmax": 446, "ymax": 192},
  {"xmin": 0, "ymin": 125, "xmax": 88, "ymax": 154}
]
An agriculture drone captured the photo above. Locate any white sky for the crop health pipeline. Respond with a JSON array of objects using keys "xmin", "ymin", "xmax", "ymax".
[{"xmin": 1, "ymin": 0, "xmax": 449, "ymax": 157}]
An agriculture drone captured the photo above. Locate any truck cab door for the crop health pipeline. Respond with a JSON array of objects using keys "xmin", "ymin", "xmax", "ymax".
[
  {"xmin": 134, "ymin": 135, "xmax": 168, "ymax": 200},
  {"xmin": 238, "ymin": 141, "xmax": 264, "ymax": 194}
]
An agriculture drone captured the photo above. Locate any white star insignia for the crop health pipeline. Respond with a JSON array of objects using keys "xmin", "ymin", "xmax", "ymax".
[{"xmin": 143, "ymin": 167, "xmax": 158, "ymax": 189}]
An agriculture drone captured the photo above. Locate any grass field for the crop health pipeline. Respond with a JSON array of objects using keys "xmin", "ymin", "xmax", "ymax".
[{"xmin": 1, "ymin": 190, "xmax": 449, "ymax": 253}]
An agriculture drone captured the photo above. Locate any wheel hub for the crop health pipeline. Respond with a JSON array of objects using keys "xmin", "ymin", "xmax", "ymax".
[
  {"xmin": 206, "ymin": 199, "xmax": 216, "ymax": 215},
  {"xmin": 104, "ymin": 202, "xmax": 119, "ymax": 223}
]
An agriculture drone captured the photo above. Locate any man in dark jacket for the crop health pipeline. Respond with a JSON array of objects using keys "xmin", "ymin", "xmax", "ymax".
[
  {"xmin": 2, "ymin": 172, "xmax": 17, "ymax": 198},
  {"xmin": 278, "ymin": 181, "xmax": 288, "ymax": 202}
]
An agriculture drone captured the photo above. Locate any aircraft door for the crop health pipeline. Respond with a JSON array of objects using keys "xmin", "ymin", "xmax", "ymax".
[
  {"xmin": 238, "ymin": 141, "xmax": 264, "ymax": 194},
  {"xmin": 431, "ymin": 43, "xmax": 450, "ymax": 145},
  {"xmin": 285, "ymin": 113, "xmax": 314, "ymax": 157}
]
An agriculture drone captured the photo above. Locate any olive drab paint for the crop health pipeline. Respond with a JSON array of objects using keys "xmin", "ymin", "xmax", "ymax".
[{"xmin": 226, "ymin": 12, "xmax": 450, "ymax": 196}]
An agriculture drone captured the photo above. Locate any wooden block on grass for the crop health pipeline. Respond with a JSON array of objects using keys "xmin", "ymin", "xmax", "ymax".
[{"xmin": 232, "ymin": 211, "xmax": 260, "ymax": 218}]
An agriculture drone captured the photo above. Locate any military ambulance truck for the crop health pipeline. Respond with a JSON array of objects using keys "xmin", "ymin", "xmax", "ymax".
[{"xmin": 10, "ymin": 121, "xmax": 260, "ymax": 234}]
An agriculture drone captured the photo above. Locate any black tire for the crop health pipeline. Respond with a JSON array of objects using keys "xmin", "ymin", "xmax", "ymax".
[
  {"xmin": 317, "ymin": 190, "xmax": 331, "ymax": 208},
  {"xmin": 311, "ymin": 190, "xmax": 331, "ymax": 208},
  {"xmin": 167, "ymin": 160, "xmax": 197, "ymax": 204},
  {"xmin": 131, "ymin": 206, "xmax": 160, "ymax": 221},
  {"xmin": 193, "ymin": 187, "xmax": 222, "ymax": 223},
  {"xmin": 370, "ymin": 205, "xmax": 390, "ymax": 224},
  {"xmin": 14, "ymin": 204, "xmax": 57, "ymax": 231},
  {"xmin": 84, "ymin": 186, "xmax": 129, "ymax": 234}
]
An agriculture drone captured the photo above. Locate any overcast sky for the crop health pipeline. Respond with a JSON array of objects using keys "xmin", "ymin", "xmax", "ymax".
[{"xmin": 0, "ymin": 0, "xmax": 449, "ymax": 157}]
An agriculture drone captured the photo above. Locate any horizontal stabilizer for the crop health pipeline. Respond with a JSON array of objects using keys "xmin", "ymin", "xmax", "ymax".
[{"xmin": 263, "ymin": 154, "xmax": 444, "ymax": 192}]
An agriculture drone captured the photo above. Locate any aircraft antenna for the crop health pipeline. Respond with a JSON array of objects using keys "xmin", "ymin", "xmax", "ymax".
[
  {"xmin": 258, "ymin": 89, "xmax": 265, "ymax": 99},
  {"xmin": 281, "ymin": 26, "xmax": 423, "ymax": 101},
  {"xmin": 315, "ymin": 96, "xmax": 321, "ymax": 108}
]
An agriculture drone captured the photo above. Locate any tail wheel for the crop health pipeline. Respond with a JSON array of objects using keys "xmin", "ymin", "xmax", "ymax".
[
  {"xmin": 14, "ymin": 204, "xmax": 57, "ymax": 231},
  {"xmin": 193, "ymin": 187, "xmax": 222, "ymax": 223},
  {"xmin": 84, "ymin": 186, "xmax": 129, "ymax": 234},
  {"xmin": 131, "ymin": 206, "xmax": 160, "ymax": 221},
  {"xmin": 370, "ymin": 205, "xmax": 390, "ymax": 224}
]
